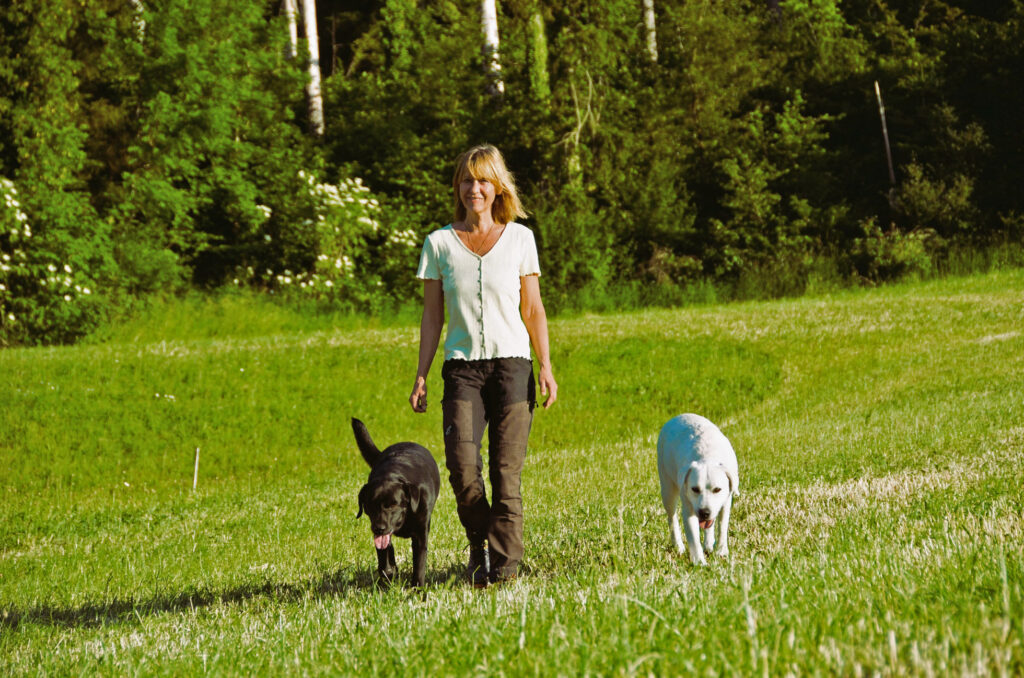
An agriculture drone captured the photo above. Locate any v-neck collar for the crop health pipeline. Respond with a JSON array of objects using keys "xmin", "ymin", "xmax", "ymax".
[{"xmin": 448, "ymin": 223, "xmax": 509, "ymax": 259}]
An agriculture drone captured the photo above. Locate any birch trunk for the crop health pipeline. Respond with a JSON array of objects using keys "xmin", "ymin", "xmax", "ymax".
[
  {"xmin": 282, "ymin": 0, "xmax": 298, "ymax": 60},
  {"xmin": 481, "ymin": 0, "xmax": 505, "ymax": 95},
  {"xmin": 301, "ymin": 0, "xmax": 325, "ymax": 136},
  {"xmin": 642, "ymin": 0, "xmax": 658, "ymax": 63},
  {"xmin": 129, "ymin": 0, "xmax": 146, "ymax": 41}
]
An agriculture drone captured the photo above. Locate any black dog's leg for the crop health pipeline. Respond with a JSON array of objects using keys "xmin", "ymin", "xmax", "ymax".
[
  {"xmin": 410, "ymin": 531, "xmax": 428, "ymax": 587},
  {"xmin": 376, "ymin": 544, "xmax": 397, "ymax": 585}
]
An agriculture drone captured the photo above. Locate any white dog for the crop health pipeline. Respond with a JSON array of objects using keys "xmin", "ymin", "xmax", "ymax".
[{"xmin": 657, "ymin": 413, "xmax": 739, "ymax": 565}]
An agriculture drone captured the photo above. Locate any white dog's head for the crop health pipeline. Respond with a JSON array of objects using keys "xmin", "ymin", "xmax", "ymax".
[{"xmin": 683, "ymin": 461, "xmax": 736, "ymax": 529}]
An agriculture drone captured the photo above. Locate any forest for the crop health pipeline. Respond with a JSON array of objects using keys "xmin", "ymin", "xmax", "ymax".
[{"xmin": 1, "ymin": 0, "xmax": 1022, "ymax": 344}]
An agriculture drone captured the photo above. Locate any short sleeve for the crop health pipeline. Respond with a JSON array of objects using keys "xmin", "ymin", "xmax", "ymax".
[
  {"xmin": 519, "ymin": 226, "xmax": 541, "ymax": 276},
  {"xmin": 416, "ymin": 235, "xmax": 440, "ymax": 280}
]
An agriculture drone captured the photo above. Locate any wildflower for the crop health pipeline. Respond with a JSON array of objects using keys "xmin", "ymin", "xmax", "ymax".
[
  {"xmin": 63, "ymin": 264, "xmax": 72, "ymax": 273},
  {"xmin": 48, "ymin": 264, "xmax": 57, "ymax": 273},
  {"xmin": 63, "ymin": 294, "xmax": 71, "ymax": 301},
  {"xmin": 82, "ymin": 287, "xmax": 91, "ymax": 295}
]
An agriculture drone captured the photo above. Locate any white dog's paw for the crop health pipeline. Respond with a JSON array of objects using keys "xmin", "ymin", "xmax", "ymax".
[{"xmin": 714, "ymin": 545, "xmax": 729, "ymax": 558}]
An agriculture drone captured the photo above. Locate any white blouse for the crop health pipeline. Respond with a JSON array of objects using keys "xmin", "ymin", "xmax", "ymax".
[{"xmin": 416, "ymin": 222, "xmax": 541, "ymax": 361}]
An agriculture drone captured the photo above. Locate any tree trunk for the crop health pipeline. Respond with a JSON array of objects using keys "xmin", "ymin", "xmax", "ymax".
[
  {"xmin": 282, "ymin": 0, "xmax": 298, "ymax": 60},
  {"xmin": 528, "ymin": 9, "xmax": 550, "ymax": 104},
  {"xmin": 301, "ymin": 0, "xmax": 324, "ymax": 136},
  {"xmin": 129, "ymin": 0, "xmax": 146, "ymax": 41},
  {"xmin": 642, "ymin": 0, "xmax": 658, "ymax": 63},
  {"xmin": 481, "ymin": 0, "xmax": 504, "ymax": 96}
]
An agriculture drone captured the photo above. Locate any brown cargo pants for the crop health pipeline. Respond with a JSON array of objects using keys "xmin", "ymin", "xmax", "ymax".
[{"xmin": 441, "ymin": 357, "xmax": 535, "ymax": 580}]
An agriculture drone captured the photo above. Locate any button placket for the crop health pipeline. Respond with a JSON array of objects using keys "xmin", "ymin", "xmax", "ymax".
[{"xmin": 478, "ymin": 258, "xmax": 485, "ymax": 350}]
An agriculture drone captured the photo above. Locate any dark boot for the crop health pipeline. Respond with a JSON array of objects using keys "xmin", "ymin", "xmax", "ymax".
[{"xmin": 466, "ymin": 545, "xmax": 489, "ymax": 588}]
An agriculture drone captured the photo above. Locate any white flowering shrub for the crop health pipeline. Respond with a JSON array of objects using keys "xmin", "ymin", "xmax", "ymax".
[
  {"xmin": 0, "ymin": 179, "xmax": 99, "ymax": 345},
  {"xmin": 235, "ymin": 173, "xmax": 420, "ymax": 310}
]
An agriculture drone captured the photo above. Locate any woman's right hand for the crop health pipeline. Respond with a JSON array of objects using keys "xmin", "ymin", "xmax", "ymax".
[{"xmin": 410, "ymin": 377, "xmax": 428, "ymax": 413}]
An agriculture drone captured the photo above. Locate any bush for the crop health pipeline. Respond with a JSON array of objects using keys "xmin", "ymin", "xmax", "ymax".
[
  {"xmin": 0, "ymin": 179, "xmax": 105, "ymax": 345},
  {"xmin": 846, "ymin": 218, "xmax": 941, "ymax": 282},
  {"xmin": 227, "ymin": 172, "xmax": 420, "ymax": 313}
]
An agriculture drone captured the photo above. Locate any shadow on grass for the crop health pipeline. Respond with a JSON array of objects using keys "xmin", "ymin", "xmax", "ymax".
[{"xmin": 0, "ymin": 562, "xmax": 469, "ymax": 631}]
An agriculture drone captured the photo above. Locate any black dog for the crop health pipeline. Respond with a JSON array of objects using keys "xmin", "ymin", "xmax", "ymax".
[{"xmin": 352, "ymin": 418, "xmax": 440, "ymax": 587}]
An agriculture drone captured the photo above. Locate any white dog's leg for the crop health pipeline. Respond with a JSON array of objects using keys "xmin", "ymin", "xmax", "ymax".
[
  {"xmin": 683, "ymin": 511, "xmax": 708, "ymax": 565},
  {"xmin": 660, "ymin": 482, "xmax": 685, "ymax": 554},
  {"xmin": 714, "ymin": 495, "xmax": 732, "ymax": 558}
]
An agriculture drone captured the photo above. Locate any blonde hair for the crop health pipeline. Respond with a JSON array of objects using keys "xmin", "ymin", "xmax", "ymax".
[{"xmin": 452, "ymin": 145, "xmax": 528, "ymax": 224}]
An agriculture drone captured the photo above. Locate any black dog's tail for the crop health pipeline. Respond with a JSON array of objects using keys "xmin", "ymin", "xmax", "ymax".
[{"xmin": 351, "ymin": 418, "xmax": 382, "ymax": 467}]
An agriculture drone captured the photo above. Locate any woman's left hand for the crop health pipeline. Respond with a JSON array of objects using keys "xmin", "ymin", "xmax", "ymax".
[
  {"xmin": 520, "ymin": 274, "xmax": 557, "ymax": 409},
  {"xmin": 537, "ymin": 364, "xmax": 558, "ymax": 409}
]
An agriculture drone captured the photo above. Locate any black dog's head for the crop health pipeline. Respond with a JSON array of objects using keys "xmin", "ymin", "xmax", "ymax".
[{"xmin": 356, "ymin": 479, "xmax": 425, "ymax": 548}]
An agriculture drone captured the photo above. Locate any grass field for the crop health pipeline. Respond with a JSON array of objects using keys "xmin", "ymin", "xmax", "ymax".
[{"xmin": 2, "ymin": 270, "xmax": 1023, "ymax": 676}]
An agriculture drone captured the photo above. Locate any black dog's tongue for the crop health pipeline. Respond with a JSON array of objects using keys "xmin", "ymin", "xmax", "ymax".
[{"xmin": 374, "ymin": 534, "xmax": 391, "ymax": 550}]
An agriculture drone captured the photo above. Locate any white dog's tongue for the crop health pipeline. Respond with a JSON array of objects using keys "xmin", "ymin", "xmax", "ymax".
[
  {"xmin": 699, "ymin": 519, "xmax": 714, "ymax": 530},
  {"xmin": 374, "ymin": 534, "xmax": 391, "ymax": 550}
]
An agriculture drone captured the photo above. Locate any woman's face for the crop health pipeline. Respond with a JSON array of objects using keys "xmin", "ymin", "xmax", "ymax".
[{"xmin": 459, "ymin": 175, "xmax": 498, "ymax": 218}]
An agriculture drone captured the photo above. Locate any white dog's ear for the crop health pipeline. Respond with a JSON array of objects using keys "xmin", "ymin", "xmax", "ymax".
[
  {"xmin": 721, "ymin": 465, "xmax": 739, "ymax": 497},
  {"xmin": 683, "ymin": 461, "xmax": 702, "ymax": 492},
  {"xmin": 682, "ymin": 464, "xmax": 695, "ymax": 490}
]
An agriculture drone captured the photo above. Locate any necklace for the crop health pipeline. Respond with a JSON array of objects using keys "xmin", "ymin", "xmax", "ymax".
[{"xmin": 462, "ymin": 224, "xmax": 504, "ymax": 255}]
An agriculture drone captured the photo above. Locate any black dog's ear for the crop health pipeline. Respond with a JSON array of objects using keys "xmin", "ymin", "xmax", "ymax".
[
  {"xmin": 356, "ymin": 484, "xmax": 369, "ymax": 519},
  {"xmin": 406, "ymin": 484, "xmax": 421, "ymax": 514}
]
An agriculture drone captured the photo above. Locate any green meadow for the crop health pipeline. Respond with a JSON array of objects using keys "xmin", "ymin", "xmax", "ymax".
[{"xmin": 2, "ymin": 271, "xmax": 1022, "ymax": 676}]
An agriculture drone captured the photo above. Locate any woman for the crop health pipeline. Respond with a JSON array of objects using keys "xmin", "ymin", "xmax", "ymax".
[{"xmin": 409, "ymin": 144, "xmax": 557, "ymax": 587}]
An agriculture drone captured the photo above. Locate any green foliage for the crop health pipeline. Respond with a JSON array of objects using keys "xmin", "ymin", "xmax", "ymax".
[
  {"xmin": 2, "ymin": 0, "xmax": 1024, "ymax": 344},
  {"xmin": 228, "ymin": 173, "xmax": 420, "ymax": 312},
  {"xmin": 115, "ymin": 0, "xmax": 319, "ymax": 289},
  {"xmin": 847, "ymin": 217, "xmax": 939, "ymax": 281},
  {"xmin": 0, "ymin": 2, "xmax": 112, "ymax": 345},
  {"xmin": 0, "ymin": 178, "xmax": 104, "ymax": 346},
  {"xmin": 895, "ymin": 161, "xmax": 977, "ymax": 236}
]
